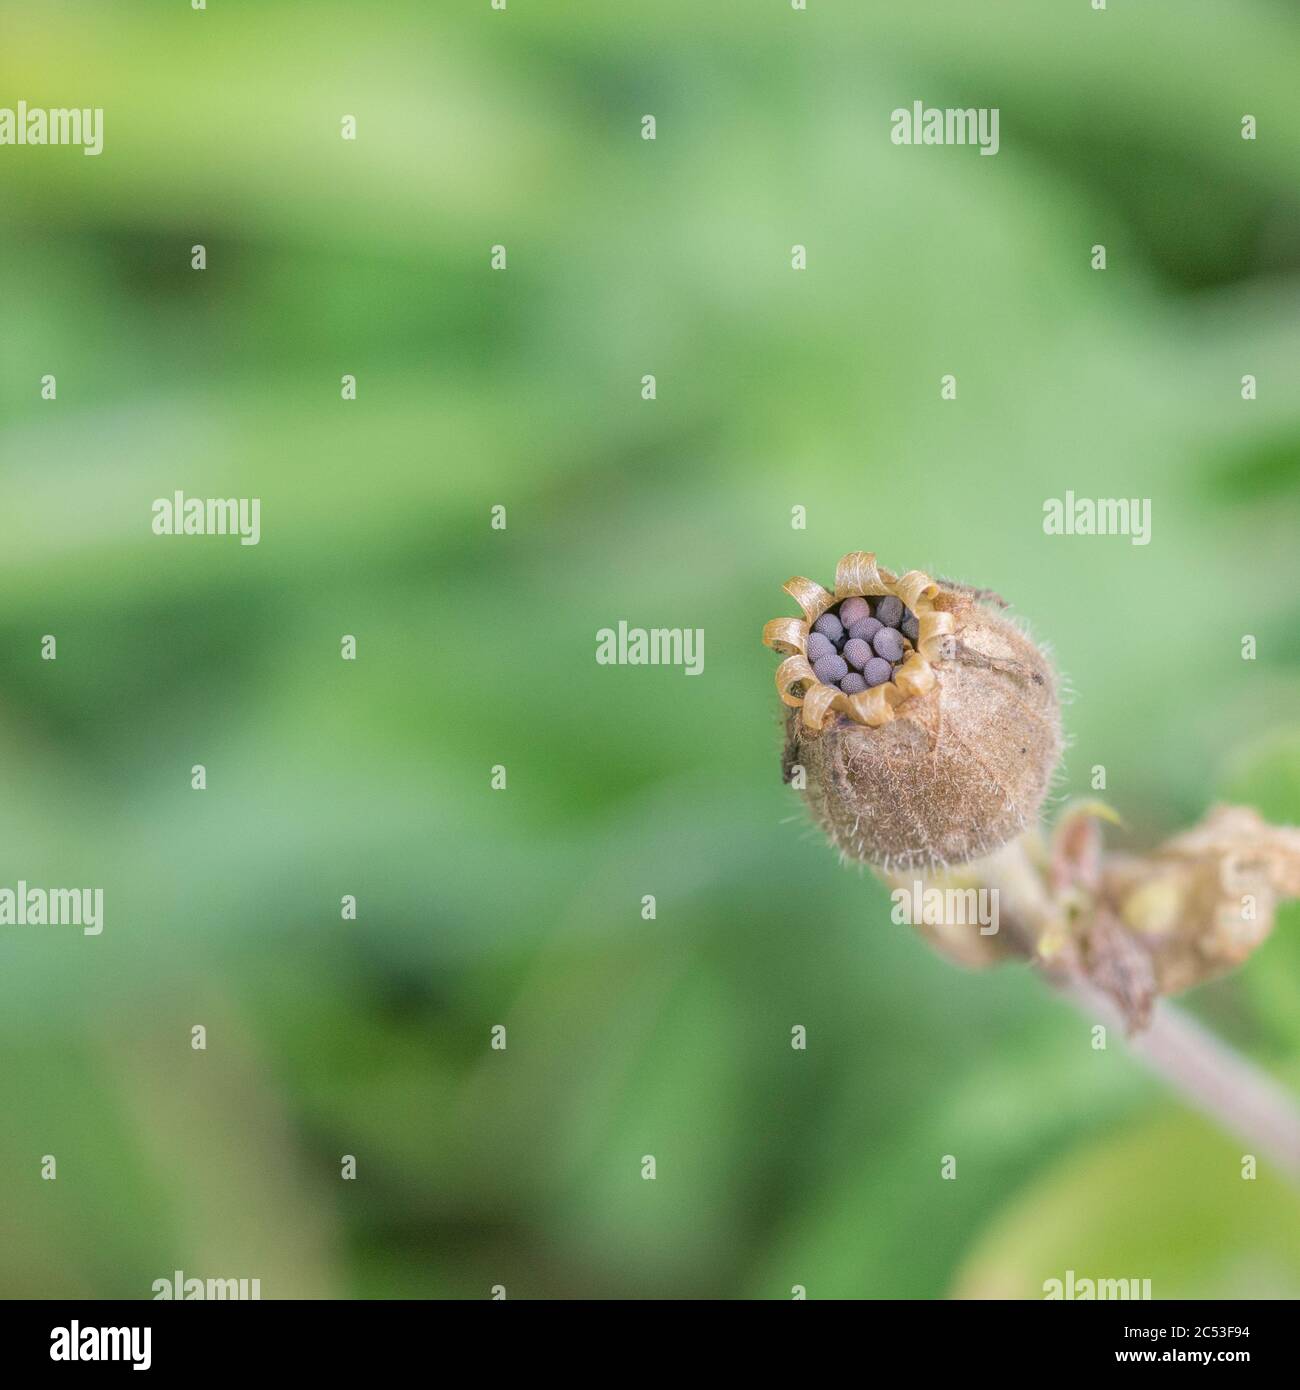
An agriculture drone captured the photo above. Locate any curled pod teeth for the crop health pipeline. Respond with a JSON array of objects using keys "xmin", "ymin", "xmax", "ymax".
[{"xmin": 762, "ymin": 551, "xmax": 1062, "ymax": 872}]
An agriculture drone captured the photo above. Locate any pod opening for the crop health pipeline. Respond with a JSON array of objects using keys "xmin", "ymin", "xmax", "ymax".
[{"xmin": 762, "ymin": 550, "xmax": 956, "ymax": 731}]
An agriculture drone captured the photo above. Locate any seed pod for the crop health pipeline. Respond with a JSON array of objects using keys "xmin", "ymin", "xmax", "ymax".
[{"xmin": 763, "ymin": 551, "xmax": 1062, "ymax": 871}]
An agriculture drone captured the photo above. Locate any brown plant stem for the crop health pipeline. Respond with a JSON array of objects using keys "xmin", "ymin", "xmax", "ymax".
[
  {"xmin": 1055, "ymin": 977, "xmax": 1300, "ymax": 1184},
  {"xmin": 894, "ymin": 835, "xmax": 1300, "ymax": 1185}
]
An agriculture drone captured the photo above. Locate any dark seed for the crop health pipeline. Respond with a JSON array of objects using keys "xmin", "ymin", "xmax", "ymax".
[
  {"xmin": 901, "ymin": 613, "xmax": 920, "ymax": 642},
  {"xmin": 843, "ymin": 637, "xmax": 872, "ymax": 670},
  {"xmin": 812, "ymin": 612, "xmax": 843, "ymax": 643},
  {"xmin": 863, "ymin": 657, "xmax": 893, "ymax": 687},
  {"xmin": 840, "ymin": 673, "xmax": 867, "ymax": 694},
  {"xmin": 812, "ymin": 654, "xmax": 848, "ymax": 684},
  {"xmin": 838, "ymin": 596, "xmax": 870, "ymax": 628},
  {"xmin": 875, "ymin": 595, "xmax": 903, "ymax": 627},
  {"xmin": 848, "ymin": 617, "xmax": 882, "ymax": 643},
  {"xmin": 872, "ymin": 627, "xmax": 905, "ymax": 662},
  {"xmin": 807, "ymin": 632, "xmax": 835, "ymax": 663}
]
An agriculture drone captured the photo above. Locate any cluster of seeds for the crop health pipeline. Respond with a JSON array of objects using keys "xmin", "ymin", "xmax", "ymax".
[{"xmin": 806, "ymin": 594, "xmax": 920, "ymax": 695}]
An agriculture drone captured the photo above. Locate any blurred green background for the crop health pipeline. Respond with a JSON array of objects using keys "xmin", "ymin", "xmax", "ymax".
[{"xmin": 2, "ymin": 0, "xmax": 1300, "ymax": 1299}]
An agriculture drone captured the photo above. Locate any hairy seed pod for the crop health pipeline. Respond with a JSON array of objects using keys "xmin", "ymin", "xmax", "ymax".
[{"xmin": 763, "ymin": 551, "xmax": 1062, "ymax": 872}]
